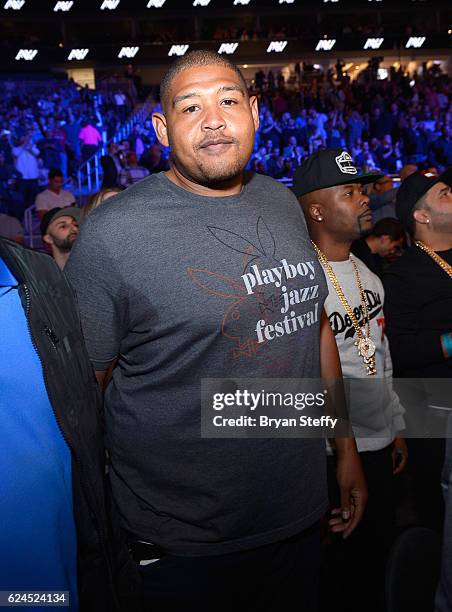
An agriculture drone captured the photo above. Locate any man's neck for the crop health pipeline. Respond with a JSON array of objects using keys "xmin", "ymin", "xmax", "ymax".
[
  {"xmin": 166, "ymin": 166, "xmax": 243, "ymax": 197},
  {"xmin": 365, "ymin": 234, "xmax": 378, "ymax": 254},
  {"xmin": 311, "ymin": 232, "xmax": 352, "ymax": 261},
  {"xmin": 53, "ymin": 250, "xmax": 70, "ymax": 271},
  {"xmin": 415, "ymin": 231, "xmax": 452, "ymax": 252},
  {"xmin": 50, "ymin": 188, "xmax": 61, "ymax": 195}
]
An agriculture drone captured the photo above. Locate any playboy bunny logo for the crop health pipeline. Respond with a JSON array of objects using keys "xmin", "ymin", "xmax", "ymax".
[
  {"xmin": 187, "ymin": 268, "xmax": 260, "ymax": 360},
  {"xmin": 207, "ymin": 216, "xmax": 283, "ymax": 317}
]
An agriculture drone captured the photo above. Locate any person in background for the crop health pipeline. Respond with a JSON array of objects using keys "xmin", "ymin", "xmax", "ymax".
[
  {"xmin": 0, "ymin": 235, "xmax": 128, "ymax": 612},
  {"xmin": 64, "ymin": 110, "xmax": 82, "ymax": 163},
  {"xmin": 114, "ymin": 89, "xmax": 128, "ymax": 123},
  {"xmin": 352, "ymin": 217, "xmax": 406, "ymax": 277},
  {"xmin": 384, "ymin": 170, "xmax": 452, "ymax": 532},
  {"xmin": 12, "ymin": 134, "xmax": 40, "ymax": 221},
  {"xmin": 118, "ymin": 151, "xmax": 149, "ymax": 188},
  {"xmin": 101, "ymin": 142, "xmax": 123, "ymax": 189},
  {"xmin": 0, "ymin": 151, "xmax": 22, "ymax": 219},
  {"xmin": 40, "ymin": 207, "xmax": 80, "ymax": 270},
  {"xmin": 79, "ymin": 119, "xmax": 103, "ymax": 163},
  {"xmin": 140, "ymin": 144, "xmax": 169, "ymax": 175},
  {"xmin": 35, "ymin": 168, "xmax": 75, "ymax": 220},
  {"xmin": 0, "ymin": 201, "xmax": 23, "ymax": 243},
  {"xmin": 294, "ymin": 148, "xmax": 406, "ymax": 612},
  {"xmin": 82, "ymin": 186, "xmax": 123, "ymax": 221},
  {"xmin": 369, "ymin": 175, "xmax": 397, "ymax": 223},
  {"xmin": 399, "ymin": 163, "xmax": 418, "ymax": 182}
]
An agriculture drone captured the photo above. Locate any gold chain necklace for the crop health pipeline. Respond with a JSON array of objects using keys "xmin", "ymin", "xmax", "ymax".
[
  {"xmin": 311, "ymin": 241, "xmax": 377, "ymax": 376},
  {"xmin": 415, "ymin": 241, "xmax": 452, "ymax": 279}
]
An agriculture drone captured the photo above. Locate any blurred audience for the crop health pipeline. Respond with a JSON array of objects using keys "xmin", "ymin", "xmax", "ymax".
[{"xmin": 119, "ymin": 151, "xmax": 149, "ymax": 188}]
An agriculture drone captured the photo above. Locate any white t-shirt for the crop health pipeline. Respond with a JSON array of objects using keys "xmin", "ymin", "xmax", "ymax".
[
  {"xmin": 12, "ymin": 145, "xmax": 40, "ymax": 180},
  {"xmin": 323, "ymin": 256, "xmax": 405, "ymax": 452},
  {"xmin": 35, "ymin": 189, "xmax": 75, "ymax": 212}
]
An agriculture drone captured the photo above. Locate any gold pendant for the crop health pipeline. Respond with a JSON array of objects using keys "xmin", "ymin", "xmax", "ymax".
[
  {"xmin": 355, "ymin": 338, "xmax": 377, "ymax": 375},
  {"xmin": 357, "ymin": 337, "xmax": 376, "ymax": 359},
  {"xmin": 364, "ymin": 357, "xmax": 377, "ymax": 376}
]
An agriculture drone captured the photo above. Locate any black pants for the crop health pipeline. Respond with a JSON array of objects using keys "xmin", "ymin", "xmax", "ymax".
[
  {"xmin": 81, "ymin": 144, "xmax": 98, "ymax": 162},
  {"xmin": 322, "ymin": 444, "xmax": 395, "ymax": 612},
  {"xmin": 137, "ymin": 523, "xmax": 322, "ymax": 612},
  {"xmin": 406, "ymin": 438, "xmax": 445, "ymax": 532}
]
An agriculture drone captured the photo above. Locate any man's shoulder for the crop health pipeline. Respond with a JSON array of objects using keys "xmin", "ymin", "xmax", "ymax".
[
  {"xmin": 383, "ymin": 247, "xmax": 422, "ymax": 286},
  {"xmin": 247, "ymin": 172, "xmax": 299, "ymax": 205},
  {"xmin": 0, "ymin": 237, "xmax": 57, "ymax": 278},
  {"xmin": 387, "ymin": 246, "xmax": 422, "ymax": 271},
  {"xmin": 85, "ymin": 173, "xmax": 161, "ymax": 226},
  {"xmin": 0, "ymin": 213, "xmax": 22, "ymax": 229},
  {"xmin": 61, "ymin": 189, "xmax": 75, "ymax": 200}
]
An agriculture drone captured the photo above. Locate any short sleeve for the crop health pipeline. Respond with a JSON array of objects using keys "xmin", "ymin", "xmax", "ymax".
[
  {"xmin": 35, "ymin": 193, "xmax": 46, "ymax": 210},
  {"xmin": 65, "ymin": 219, "xmax": 127, "ymax": 370}
]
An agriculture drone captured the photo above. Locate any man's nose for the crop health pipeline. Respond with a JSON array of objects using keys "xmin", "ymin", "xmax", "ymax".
[
  {"xmin": 360, "ymin": 192, "xmax": 370, "ymax": 207},
  {"xmin": 201, "ymin": 104, "xmax": 226, "ymax": 131}
]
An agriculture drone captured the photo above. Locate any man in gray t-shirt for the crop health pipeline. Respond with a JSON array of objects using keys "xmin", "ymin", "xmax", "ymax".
[{"xmin": 66, "ymin": 51, "xmax": 366, "ymax": 610}]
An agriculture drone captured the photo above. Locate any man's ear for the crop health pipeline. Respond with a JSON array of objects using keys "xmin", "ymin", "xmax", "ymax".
[
  {"xmin": 43, "ymin": 233, "xmax": 53, "ymax": 247},
  {"xmin": 413, "ymin": 208, "xmax": 430, "ymax": 226},
  {"xmin": 309, "ymin": 203, "xmax": 324, "ymax": 223},
  {"xmin": 152, "ymin": 112, "xmax": 169, "ymax": 147},
  {"xmin": 249, "ymin": 95, "xmax": 259, "ymax": 132}
]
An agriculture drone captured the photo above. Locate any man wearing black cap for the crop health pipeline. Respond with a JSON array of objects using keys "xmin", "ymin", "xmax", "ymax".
[
  {"xmin": 383, "ymin": 168, "xmax": 452, "ymax": 532},
  {"xmin": 294, "ymin": 148, "xmax": 407, "ymax": 612},
  {"xmin": 41, "ymin": 206, "xmax": 80, "ymax": 270}
]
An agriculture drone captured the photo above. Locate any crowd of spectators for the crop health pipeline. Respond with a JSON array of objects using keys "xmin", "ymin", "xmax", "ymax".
[
  {"xmin": 0, "ymin": 79, "xmax": 133, "ymax": 221},
  {"xmin": 249, "ymin": 63, "xmax": 451, "ymax": 181},
  {"xmin": 97, "ymin": 62, "xmax": 451, "ymax": 197},
  {"xmin": 0, "ymin": 62, "xmax": 450, "ymax": 244}
]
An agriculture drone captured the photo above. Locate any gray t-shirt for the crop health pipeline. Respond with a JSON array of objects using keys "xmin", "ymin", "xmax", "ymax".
[{"xmin": 66, "ymin": 171, "xmax": 328, "ymax": 555}]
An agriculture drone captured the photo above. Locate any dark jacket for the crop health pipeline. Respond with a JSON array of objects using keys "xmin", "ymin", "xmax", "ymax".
[
  {"xmin": 100, "ymin": 154, "xmax": 119, "ymax": 189},
  {"xmin": 0, "ymin": 238, "xmax": 140, "ymax": 612}
]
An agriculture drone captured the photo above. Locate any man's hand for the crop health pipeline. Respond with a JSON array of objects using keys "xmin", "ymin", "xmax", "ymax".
[
  {"xmin": 392, "ymin": 437, "xmax": 408, "ymax": 475},
  {"xmin": 330, "ymin": 442, "xmax": 368, "ymax": 539}
]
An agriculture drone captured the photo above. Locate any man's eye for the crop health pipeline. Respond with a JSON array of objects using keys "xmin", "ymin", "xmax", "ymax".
[
  {"xmin": 221, "ymin": 99, "xmax": 237, "ymax": 106},
  {"xmin": 184, "ymin": 106, "xmax": 199, "ymax": 113}
]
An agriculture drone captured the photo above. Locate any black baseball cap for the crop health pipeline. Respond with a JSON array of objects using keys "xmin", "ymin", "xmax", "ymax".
[
  {"xmin": 40, "ymin": 207, "xmax": 81, "ymax": 236},
  {"xmin": 395, "ymin": 171, "xmax": 447, "ymax": 230},
  {"xmin": 292, "ymin": 148, "xmax": 384, "ymax": 198}
]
